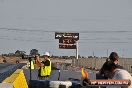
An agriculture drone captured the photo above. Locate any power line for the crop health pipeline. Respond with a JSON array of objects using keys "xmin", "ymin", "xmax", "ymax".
[
  {"xmin": 1, "ymin": 27, "xmax": 132, "ymax": 44},
  {"xmin": 0, "ymin": 34, "xmax": 132, "ymax": 44},
  {"xmin": 0, "ymin": 37, "xmax": 55, "ymax": 43},
  {"xmin": 0, "ymin": 37, "xmax": 131, "ymax": 44},
  {"xmin": 0, "ymin": 28, "xmax": 55, "ymax": 33},
  {"xmin": 1, "ymin": 27, "xmax": 132, "ymax": 33}
]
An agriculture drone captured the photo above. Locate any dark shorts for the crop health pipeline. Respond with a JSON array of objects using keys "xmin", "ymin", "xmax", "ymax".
[{"xmin": 38, "ymin": 75, "xmax": 49, "ymax": 80}]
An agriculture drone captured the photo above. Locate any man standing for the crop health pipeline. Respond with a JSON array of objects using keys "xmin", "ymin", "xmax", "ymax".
[
  {"xmin": 27, "ymin": 59, "xmax": 34, "ymax": 69},
  {"xmin": 36, "ymin": 52, "xmax": 51, "ymax": 80}
]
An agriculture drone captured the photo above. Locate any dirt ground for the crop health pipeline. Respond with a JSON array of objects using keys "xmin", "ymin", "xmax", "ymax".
[{"xmin": 0, "ymin": 55, "xmax": 28, "ymax": 63}]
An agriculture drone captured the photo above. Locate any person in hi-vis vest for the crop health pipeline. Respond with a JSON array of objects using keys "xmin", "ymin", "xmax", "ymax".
[
  {"xmin": 27, "ymin": 60, "xmax": 34, "ymax": 69},
  {"xmin": 35, "ymin": 52, "xmax": 51, "ymax": 80}
]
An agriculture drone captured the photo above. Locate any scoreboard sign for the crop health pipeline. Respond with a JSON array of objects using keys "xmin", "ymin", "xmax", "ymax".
[
  {"xmin": 55, "ymin": 32, "xmax": 79, "ymax": 49},
  {"xmin": 59, "ymin": 39, "xmax": 76, "ymax": 44},
  {"xmin": 59, "ymin": 44, "xmax": 76, "ymax": 49},
  {"xmin": 55, "ymin": 32, "xmax": 79, "ymax": 40}
]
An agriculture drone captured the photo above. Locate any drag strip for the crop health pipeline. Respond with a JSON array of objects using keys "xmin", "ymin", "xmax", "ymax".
[{"xmin": 23, "ymin": 69, "xmax": 96, "ymax": 85}]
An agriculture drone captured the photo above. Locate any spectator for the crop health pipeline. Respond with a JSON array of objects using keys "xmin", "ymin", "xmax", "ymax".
[
  {"xmin": 109, "ymin": 52, "xmax": 123, "ymax": 69},
  {"xmin": 97, "ymin": 52, "xmax": 124, "ymax": 79},
  {"xmin": 102, "ymin": 61, "xmax": 132, "ymax": 88}
]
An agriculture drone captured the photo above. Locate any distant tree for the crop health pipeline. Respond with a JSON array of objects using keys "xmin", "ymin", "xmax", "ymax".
[
  {"xmin": 51, "ymin": 54, "xmax": 53, "ymax": 58},
  {"xmin": 15, "ymin": 50, "xmax": 26, "ymax": 56},
  {"xmin": 61, "ymin": 56, "xmax": 69, "ymax": 59},
  {"xmin": 2, "ymin": 54, "xmax": 8, "ymax": 56},
  {"xmin": 82, "ymin": 56, "xmax": 85, "ymax": 58},
  {"xmin": 78, "ymin": 55, "xmax": 81, "ymax": 58},
  {"xmin": 69, "ymin": 56, "xmax": 76, "ymax": 58},
  {"xmin": 51, "ymin": 55, "xmax": 59, "ymax": 58},
  {"xmin": 8, "ymin": 53, "xmax": 15, "ymax": 56},
  {"xmin": 30, "ymin": 49, "xmax": 39, "ymax": 56},
  {"xmin": 88, "ymin": 56, "xmax": 93, "ymax": 58}
]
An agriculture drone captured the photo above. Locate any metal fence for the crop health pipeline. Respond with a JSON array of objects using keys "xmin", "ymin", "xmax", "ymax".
[{"xmin": 73, "ymin": 58, "xmax": 132, "ymax": 73}]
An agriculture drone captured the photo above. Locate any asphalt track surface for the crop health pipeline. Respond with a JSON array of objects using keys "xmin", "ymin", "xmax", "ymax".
[
  {"xmin": 24, "ymin": 69, "xmax": 96, "ymax": 88},
  {"xmin": 0, "ymin": 63, "xmax": 96, "ymax": 88},
  {"xmin": 23, "ymin": 69, "xmax": 96, "ymax": 84}
]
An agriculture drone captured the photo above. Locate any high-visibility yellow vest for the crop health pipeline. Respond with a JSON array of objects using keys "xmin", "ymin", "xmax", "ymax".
[
  {"xmin": 40, "ymin": 59, "xmax": 51, "ymax": 76},
  {"xmin": 27, "ymin": 61, "xmax": 34, "ymax": 69}
]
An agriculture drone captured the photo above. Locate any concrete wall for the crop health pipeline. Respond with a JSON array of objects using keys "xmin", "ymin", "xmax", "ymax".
[
  {"xmin": 51, "ymin": 59, "xmax": 72, "ymax": 64},
  {"xmin": 2, "ymin": 69, "xmax": 28, "ymax": 88},
  {"xmin": 73, "ymin": 58, "xmax": 132, "ymax": 73}
]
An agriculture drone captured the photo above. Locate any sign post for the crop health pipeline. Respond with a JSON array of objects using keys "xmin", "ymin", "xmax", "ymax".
[
  {"xmin": 76, "ymin": 41, "xmax": 79, "ymax": 66},
  {"xmin": 55, "ymin": 32, "xmax": 79, "ymax": 61},
  {"xmin": 76, "ymin": 41, "xmax": 78, "ymax": 60}
]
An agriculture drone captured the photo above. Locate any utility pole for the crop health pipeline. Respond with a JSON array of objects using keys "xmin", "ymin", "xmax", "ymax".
[
  {"xmin": 107, "ymin": 49, "xmax": 108, "ymax": 58},
  {"xmin": 93, "ymin": 51, "xmax": 94, "ymax": 57},
  {"xmin": 122, "ymin": 49, "xmax": 125, "ymax": 68},
  {"xmin": 122, "ymin": 49, "xmax": 125, "ymax": 58},
  {"xmin": 76, "ymin": 41, "xmax": 78, "ymax": 60},
  {"xmin": 76, "ymin": 41, "xmax": 79, "ymax": 66},
  {"xmin": 93, "ymin": 51, "xmax": 96, "ymax": 68},
  {"xmin": 106, "ymin": 49, "xmax": 109, "ymax": 61}
]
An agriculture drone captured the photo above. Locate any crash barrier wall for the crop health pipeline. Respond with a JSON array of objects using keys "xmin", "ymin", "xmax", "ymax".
[
  {"xmin": 0, "ymin": 83, "xmax": 13, "ymax": 88},
  {"xmin": 73, "ymin": 58, "xmax": 132, "ymax": 73},
  {"xmin": 0, "ymin": 63, "xmax": 25, "ymax": 82},
  {"xmin": 29, "ymin": 80, "xmax": 82, "ymax": 88},
  {"xmin": 2, "ymin": 69, "xmax": 28, "ymax": 88}
]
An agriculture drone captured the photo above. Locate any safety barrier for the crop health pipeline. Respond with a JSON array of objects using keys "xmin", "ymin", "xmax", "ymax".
[
  {"xmin": 2, "ymin": 69, "xmax": 28, "ymax": 88},
  {"xmin": 0, "ymin": 63, "xmax": 25, "ymax": 82}
]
